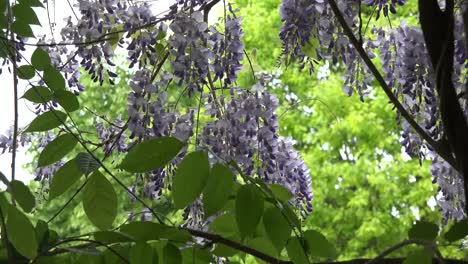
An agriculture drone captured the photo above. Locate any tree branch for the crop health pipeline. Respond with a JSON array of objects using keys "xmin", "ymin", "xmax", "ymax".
[
  {"xmin": 184, "ymin": 228, "xmax": 292, "ymax": 264},
  {"xmin": 327, "ymin": 0, "xmax": 458, "ymax": 173}
]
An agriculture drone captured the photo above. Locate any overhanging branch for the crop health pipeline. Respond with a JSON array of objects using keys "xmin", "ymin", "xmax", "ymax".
[{"xmin": 327, "ymin": 0, "xmax": 459, "ymax": 173}]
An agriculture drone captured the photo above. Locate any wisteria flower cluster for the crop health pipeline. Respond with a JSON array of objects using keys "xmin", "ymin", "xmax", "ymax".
[{"xmin": 201, "ymin": 84, "xmax": 313, "ymax": 216}]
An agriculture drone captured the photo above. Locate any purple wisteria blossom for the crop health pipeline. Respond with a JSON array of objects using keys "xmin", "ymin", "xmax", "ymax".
[
  {"xmin": 363, "ymin": 0, "xmax": 408, "ymax": 19},
  {"xmin": 169, "ymin": 11, "xmax": 212, "ymax": 96},
  {"xmin": 201, "ymin": 83, "xmax": 313, "ymax": 216}
]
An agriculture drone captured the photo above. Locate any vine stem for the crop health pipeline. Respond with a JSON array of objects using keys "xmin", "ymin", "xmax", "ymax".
[
  {"xmin": 7, "ymin": 0, "xmax": 18, "ymax": 196},
  {"xmin": 327, "ymin": 0, "xmax": 458, "ymax": 172}
]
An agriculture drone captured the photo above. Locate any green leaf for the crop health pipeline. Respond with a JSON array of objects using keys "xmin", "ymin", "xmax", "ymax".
[
  {"xmin": 263, "ymin": 206, "xmax": 291, "ymax": 252},
  {"xmin": 17, "ymin": 65, "xmax": 35, "ymax": 79},
  {"xmin": 0, "ymin": 192, "xmax": 10, "ymax": 218},
  {"xmin": 212, "ymin": 243, "xmax": 238, "ymax": 257},
  {"xmin": 31, "ymin": 48, "xmax": 51, "ymax": 70},
  {"xmin": 6, "ymin": 205, "xmax": 38, "ymax": 259},
  {"xmin": 119, "ymin": 137, "xmax": 184, "ymax": 173},
  {"xmin": 43, "ymin": 66, "xmax": 65, "ymax": 91},
  {"xmin": 163, "ymin": 243, "xmax": 182, "ymax": 264},
  {"xmin": 82, "ymin": 171, "xmax": 117, "ymax": 230},
  {"xmin": 35, "ymin": 220, "xmax": 49, "ymax": 248},
  {"xmin": 55, "ymin": 90, "xmax": 80, "ymax": 112},
  {"xmin": 181, "ymin": 247, "xmax": 212, "ymax": 264},
  {"xmin": 11, "ymin": 20, "xmax": 34, "ymax": 37},
  {"xmin": 102, "ymin": 244, "xmax": 131, "ymax": 264},
  {"xmin": 0, "ymin": 171, "xmax": 9, "ymax": 188},
  {"xmin": 120, "ymin": 221, "xmax": 165, "ymax": 242},
  {"xmin": 304, "ymin": 229, "xmax": 336, "ymax": 259},
  {"xmin": 49, "ymin": 158, "xmax": 83, "ymax": 200},
  {"xmin": 202, "ymin": 163, "xmax": 234, "ymax": 217},
  {"xmin": 408, "ymin": 221, "xmax": 439, "ymax": 241},
  {"xmin": 12, "ymin": 4, "xmax": 40, "ymax": 25},
  {"xmin": 38, "ymin": 133, "xmax": 78, "ymax": 167},
  {"xmin": 235, "ymin": 184, "xmax": 264, "ymax": 238},
  {"xmin": 172, "ymin": 151, "xmax": 210, "ymax": 209},
  {"xmin": 94, "ymin": 231, "xmax": 135, "ymax": 243},
  {"xmin": 22, "ymin": 86, "xmax": 53, "ymax": 103},
  {"xmin": 119, "ymin": 222, "xmax": 192, "ymax": 243},
  {"xmin": 269, "ymin": 184, "xmax": 293, "ymax": 202},
  {"xmin": 445, "ymin": 219, "xmax": 468, "ymax": 242},
  {"xmin": 283, "ymin": 204, "xmax": 301, "ymax": 229},
  {"xmin": 210, "ymin": 213, "xmax": 238, "ymax": 237},
  {"xmin": 129, "ymin": 242, "xmax": 154, "ymax": 264},
  {"xmin": 248, "ymin": 237, "xmax": 277, "ymax": 259},
  {"xmin": 8, "ymin": 180, "xmax": 35, "ymax": 213},
  {"xmin": 76, "ymin": 152, "xmax": 100, "ymax": 176},
  {"xmin": 286, "ymin": 237, "xmax": 308, "ymax": 264},
  {"xmin": 403, "ymin": 248, "xmax": 432, "ymax": 264},
  {"xmin": 18, "ymin": 0, "xmax": 44, "ymax": 7},
  {"xmin": 24, "ymin": 110, "xmax": 67, "ymax": 132}
]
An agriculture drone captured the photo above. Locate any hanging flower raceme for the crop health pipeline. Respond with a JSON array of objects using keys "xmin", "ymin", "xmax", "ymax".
[
  {"xmin": 431, "ymin": 156, "xmax": 466, "ymax": 221},
  {"xmin": 201, "ymin": 84, "xmax": 313, "ymax": 216},
  {"xmin": 363, "ymin": 0, "xmax": 407, "ymax": 19},
  {"xmin": 169, "ymin": 11, "xmax": 213, "ymax": 96}
]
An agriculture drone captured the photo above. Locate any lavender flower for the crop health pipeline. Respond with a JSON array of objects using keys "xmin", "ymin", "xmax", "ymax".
[
  {"xmin": 201, "ymin": 83, "xmax": 313, "ymax": 216},
  {"xmin": 169, "ymin": 11, "xmax": 213, "ymax": 96},
  {"xmin": 431, "ymin": 155, "xmax": 466, "ymax": 221},
  {"xmin": 363, "ymin": 0, "xmax": 407, "ymax": 19}
]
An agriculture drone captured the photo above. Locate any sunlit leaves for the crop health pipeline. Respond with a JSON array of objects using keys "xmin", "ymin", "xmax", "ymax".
[
  {"xmin": 408, "ymin": 221, "xmax": 438, "ymax": 241},
  {"xmin": 202, "ymin": 163, "xmax": 233, "ymax": 217},
  {"xmin": 49, "ymin": 158, "xmax": 83, "ymax": 200},
  {"xmin": 119, "ymin": 137, "xmax": 184, "ymax": 173},
  {"xmin": 31, "ymin": 48, "xmax": 51, "ymax": 70},
  {"xmin": 263, "ymin": 206, "xmax": 291, "ymax": 251},
  {"xmin": 444, "ymin": 219, "xmax": 468, "ymax": 242},
  {"xmin": 22, "ymin": 86, "xmax": 53, "ymax": 103},
  {"xmin": 172, "ymin": 151, "xmax": 210, "ymax": 209},
  {"xmin": 24, "ymin": 110, "xmax": 67, "ymax": 132},
  {"xmin": 9, "ymin": 180, "xmax": 35, "ymax": 213},
  {"xmin": 235, "ymin": 184, "xmax": 264, "ymax": 238},
  {"xmin": 82, "ymin": 171, "xmax": 117, "ymax": 230},
  {"xmin": 6, "ymin": 205, "xmax": 38, "ymax": 259},
  {"xmin": 17, "ymin": 65, "xmax": 35, "ymax": 79},
  {"xmin": 38, "ymin": 133, "xmax": 78, "ymax": 167},
  {"xmin": 76, "ymin": 152, "xmax": 100, "ymax": 176}
]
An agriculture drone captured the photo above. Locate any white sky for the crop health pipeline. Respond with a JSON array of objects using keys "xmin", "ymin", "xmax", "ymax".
[{"xmin": 0, "ymin": 0, "xmax": 174, "ymax": 184}]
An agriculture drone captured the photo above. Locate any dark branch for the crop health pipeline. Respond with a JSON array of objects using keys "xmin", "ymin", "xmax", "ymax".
[{"xmin": 327, "ymin": 0, "xmax": 459, "ymax": 173}]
